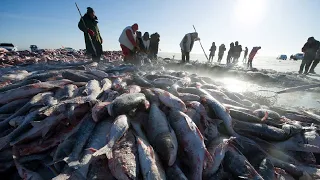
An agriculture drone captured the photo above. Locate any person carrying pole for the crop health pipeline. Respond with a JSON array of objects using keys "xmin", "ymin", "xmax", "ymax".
[
  {"xmin": 77, "ymin": 7, "xmax": 103, "ymax": 62},
  {"xmin": 180, "ymin": 32, "xmax": 200, "ymax": 63}
]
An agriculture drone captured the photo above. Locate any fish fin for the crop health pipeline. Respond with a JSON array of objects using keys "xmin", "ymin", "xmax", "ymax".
[
  {"xmin": 195, "ymin": 127, "xmax": 204, "ymax": 141},
  {"xmin": 92, "ymin": 145, "xmax": 111, "ymax": 158},
  {"xmin": 163, "ymin": 91, "xmax": 171, "ymax": 97},
  {"xmin": 225, "ymin": 107, "xmax": 230, "ymax": 114},
  {"xmin": 107, "ymin": 103, "xmax": 113, "ymax": 117},
  {"xmin": 149, "ymin": 146, "xmax": 154, "ymax": 159},
  {"xmin": 261, "ymin": 111, "xmax": 269, "ymax": 121},
  {"xmin": 204, "ymin": 149, "xmax": 213, "ymax": 169},
  {"xmin": 86, "ymin": 148, "xmax": 97, "ymax": 153}
]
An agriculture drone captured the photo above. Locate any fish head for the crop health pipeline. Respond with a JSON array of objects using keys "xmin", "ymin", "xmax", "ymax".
[{"xmin": 154, "ymin": 133, "xmax": 177, "ymax": 166}]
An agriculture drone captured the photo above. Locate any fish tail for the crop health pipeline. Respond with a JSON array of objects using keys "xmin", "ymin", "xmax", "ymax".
[
  {"xmin": 92, "ymin": 145, "xmax": 112, "ymax": 158},
  {"xmin": 261, "ymin": 111, "xmax": 269, "ymax": 121}
]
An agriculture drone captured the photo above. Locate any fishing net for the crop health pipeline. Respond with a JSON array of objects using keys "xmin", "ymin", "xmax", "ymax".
[{"xmin": 243, "ymin": 90, "xmax": 278, "ymax": 106}]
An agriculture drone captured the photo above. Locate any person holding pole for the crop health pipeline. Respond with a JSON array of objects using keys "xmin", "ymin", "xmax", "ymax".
[
  {"xmin": 180, "ymin": 32, "xmax": 200, "ymax": 63},
  {"xmin": 78, "ymin": 7, "xmax": 103, "ymax": 62}
]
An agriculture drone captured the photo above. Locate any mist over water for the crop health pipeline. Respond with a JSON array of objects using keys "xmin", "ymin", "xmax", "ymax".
[{"xmin": 159, "ymin": 52, "xmax": 320, "ymax": 110}]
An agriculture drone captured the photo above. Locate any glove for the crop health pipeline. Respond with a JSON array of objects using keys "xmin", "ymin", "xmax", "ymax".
[
  {"xmin": 195, "ymin": 37, "xmax": 200, "ymax": 41},
  {"xmin": 87, "ymin": 29, "xmax": 95, "ymax": 36},
  {"xmin": 135, "ymin": 46, "xmax": 140, "ymax": 51}
]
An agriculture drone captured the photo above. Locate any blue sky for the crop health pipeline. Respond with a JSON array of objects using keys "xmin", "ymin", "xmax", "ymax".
[{"xmin": 0, "ymin": 0, "xmax": 319, "ymax": 56}]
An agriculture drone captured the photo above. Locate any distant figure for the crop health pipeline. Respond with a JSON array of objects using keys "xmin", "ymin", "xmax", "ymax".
[
  {"xmin": 299, "ymin": 37, "xmax": 320, "ymax": 74},
  {"xmin": 309, "ymin": 47, "xmax": 320, "ymax": 74},
  {"xmin": 247, "ymin": 46, "xmax": 261, "ymax": 69},
  {"xmin": 119, "ymin": 23, "xmax": 139, "ymax": 62},
  {"xmin": 180, "ymin": 32, "xmax": 200, "ymax": 63},
  {"xmin": 208, "ymin": 42, "xmax": 216, "ymax": 63},
  {"xmin": 136, "ymin": 31, "xmax": 144, "ymax": 50},
  {"xmin": 78, "ymin": 7, "xmax": 103, "ymax": 62},
  {"xmin": 233, "ymin": 41, "xmax": 242, "ymax": 63},
  {"xmin": 243, "ymin": 47, "xmax": 249, "ymax": 63},
  {"xmin": 218, "ymin": 44, "xmax": 226, "ymax": 63},
  {"xmin": 150, "ymin": 33, "xmax": 160, "ymax": 60},
  {"xmin": 141, "ymin": 32, "xmax": 150, "ymax": 53},
  {"xmin": 226, "ymin": 42, "xmax": 234, "ymax": 65},
  {"xmin": 173, "ymin": 55, "xmax": 175, "ymax": 59}
]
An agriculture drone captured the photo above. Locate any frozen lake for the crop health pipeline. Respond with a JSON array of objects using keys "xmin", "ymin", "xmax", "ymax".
[{"xmin": 159, "ymin": 52, "xmax": 320, "ymax": 110}]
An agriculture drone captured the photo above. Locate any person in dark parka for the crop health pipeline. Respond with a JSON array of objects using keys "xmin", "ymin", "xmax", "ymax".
[
  {"xmin": 226, "ymin": 42, "xmax": 234, "ymax": 65},
  {"xmin": 299, "ymin": 37, "xmax": 320, "ymax": 74},
  {"xmin": 149, "ymin": 33, "xmax": 160, "ymax": 60},
  {"xmin": 243, "ymin": 47, "xmax": 249, "ymax": 63},
  {"xmin": 309, "ymin": 47, "xmax": 320, "ymax": 74},
  {"xmin": 209, "ymin": 42, "xmax": 216, "ymax": 63},
  {"xmin": 78, "ymin": 7, "xmax": 103, "ymax": 62},
  {"xmin": 218, "ymin": 44, "xmax": 226, "ymax": 63}
]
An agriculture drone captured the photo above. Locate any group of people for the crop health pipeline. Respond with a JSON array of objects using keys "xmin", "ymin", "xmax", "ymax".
[
  {"xmin": 299, "ymin": 37, "xmax": 320, "ymax": 74},
  {"xmin": 78, "ymin": 7, "xmax": 160, "ymax": 63},
  {"xmin": 207, "ymin": 41, "xmax": 261, "ymax": 69}
]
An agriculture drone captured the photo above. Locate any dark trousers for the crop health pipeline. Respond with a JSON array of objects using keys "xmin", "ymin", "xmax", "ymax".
[
  {"xmin": 209, "ymin": 55, "xmax": 214, "ymax": 62},
  {"xmin": 91, "ymin": 43, "xmax": 103, "ymax": 62},
  {"xmin": 310, "ymin": 58, "xmax": 320, "ymax": 72},
  {"xmin": 226, "ymin": 54, "xmax": 232, "ymax": 64},
  {"xmin": 299, "ymin": 56, "xmax": 313, "ymax": 74},
  {"xmin": 218, "ymin": 53, "xmax": 224, "ymax": 62},
  {"xmin": 247, "ymin": 58, "xmax": 253, "ymax": 69},
  {"xmin": 182, "ymin": 50, "xmax": 190, "ymax": 63}
]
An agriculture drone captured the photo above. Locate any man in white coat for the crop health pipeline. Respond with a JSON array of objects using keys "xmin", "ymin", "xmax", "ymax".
[
  {"xmin": 180, "ymin": 32, "xmax": 200, "ymax": 63},
  {"xmin": 119, "ymin": 23, "xmax": 139, "ymax": 62}
]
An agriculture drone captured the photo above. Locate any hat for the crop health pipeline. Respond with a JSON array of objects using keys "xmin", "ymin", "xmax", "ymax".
[
  {"xmin": 87, "ymin": 7, "xmax": 94, "ymax": 13},
  {"xmin": 132, "ymin": 23, "xmax": 139, "ymax": 31}
]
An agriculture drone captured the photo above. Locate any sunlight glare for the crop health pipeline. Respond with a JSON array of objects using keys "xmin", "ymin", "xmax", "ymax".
[{"xmin": 234, "ymin": 0, "xmax": 266, "ymax": 25}]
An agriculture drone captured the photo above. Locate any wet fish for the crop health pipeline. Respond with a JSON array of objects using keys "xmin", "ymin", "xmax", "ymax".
[
  {"xmin": 258, "ymin": 158, "xmax": 275, "ymax": 180},
  {"xmin": 107, "ymin": 93, "xmax": 148, "ymax": 117},
  {"xmin": 93, "ymin": 114, "xmax": 130, "ymax": 158},
  {"xmin": 54, "ymin": 84, "xmax": 78, "ymax": 100},
  {"xmin": 9, "ymin": 115, "xmax": 27, "ymax": 127},
  {"xmin": 168, "ymin": 110, "xmax": 212, "ymax": 180},
  {"xmin": 233, "ymin": 120, "xmax": 290, "ymax": 141},
  {"xmin": 136, "ymin": 136, "xmax": 166, "ymax": 180},
  {"xmin": 201, "ymin": 95, "xmax": 238, "ymax": 137},
  {"xmin": 0, "ymin": 79, "xmax": 40, "ymax": 93},
  {"xmin": 13, "ymin": 147, "xmax": 44, "ymax": 180},
  {"xmin": 153, "ymin": 78, "xmax": 175, "ymax": 88},
  {"xmin": 0, "ymin": 107, "xmax": 47, "ymax": 150},
  {"xmin": 254, "ymin": 109, "xmax": 281, "ymax": 121},
  {"xmin": 132, "ymin": 74, "xmax": 154, "ymax": 87},
  {"xmin": 146, "ymin": 104, "xmax": 178, "ymax": 166},
  {"xmin": 108, "ymin": 131, "xmax": 139, "ymax": 180},
  {"xmin": 64, "ymin": 114, "xmax": 97, "ymax": 163},
  {"xmin": 100, "ymin": 78, "xmax": 112, "ymax": 91},
  {"xmin": 150, "ymin": 88, "xmax": 187, "ymax": 112},
  {"xmin": 0, "ymin": 79, "xmax": 72, "ymax": 105},
  {"xmin": 273, "ymin": 133, "xmax": 320, "ymax": 153},
  {"xmin": 87, "ymin": 68, "xmax": 110, "ymax": 78},
  {"xmin": 92, "ymin": 101, "xmax": 110, "ymax": 122},
  {"xmin": 123, "ymin": 85, "xmax": 141, "ymax": 94},
  {"xmin": 0, "ymin": 98, "xmax": 30, "ymax": 114},
  {"xmin": 178, "ymin": 93, "xmax": 200, "ymax": 102},
  {"xmin": 165, "ymin": 162, "xmax": 188, "ymax": 180},
  {"xmin": 203, "ymin": 137, "xmax": 235, "ymax": 179},
  {"xmin": 224, "ymin": 146, "xmax": 264, "ymax": 180},
  {"xmin": 62, "ymin": 70, "xmax": 96, "ymax": 82}
]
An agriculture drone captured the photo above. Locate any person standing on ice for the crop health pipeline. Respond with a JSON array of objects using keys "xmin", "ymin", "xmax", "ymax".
[
  {"xmin": 309, "ymin": 47, "xmax": 320, "ymax": 74},
  {"xmin": 119, "ymin": 23, "xmax": 140, "ymax": 62},
  {"xmin": 247, "ymin": 46, "xmax": 261, "ymax": 69},
  {"xmin": 141, "ymin": 32, "xmax": 150, "ymax": 53},
  {"xmin": 233, "ymin": 41, "xmax": 242, "ymax": 63},
  {"xmin": 150, "ymin": 33, "xmax": 160, "ymax": 60},
  {"xmin": 136, "ymin": 31, "xmax": 144, "ymax": 51},
  {"xmin": 78, "ymin": 7, "xmax": 103, "ymax": 62},
  {"xmin": 243, "ymin": 47, "xmax": 249, "ymax": 63},
  {"xmin": 226, "ymin": 42, "xmax": 234, "ymax": 65},
  {"xmin": 208, "ymin": 42, "xmax": 216, "ymax": 63},
  {"xmin": 299, "ymin": 37, "xmax": 320, "ymax": 74},
  {"xmin": 180, "ymin": 32, "xmax": 200, "ymax": 63},
  {"xmin": 217, "ymin": 44, "xmax": 226, "ymax": 63}
]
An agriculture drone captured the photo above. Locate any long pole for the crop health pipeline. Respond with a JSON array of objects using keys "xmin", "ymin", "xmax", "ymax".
[
  {"xmin": 193, "ymin": 25, "xmax": 209, "ymax": 61},
  {"xmin": 75, "ymin": 2, "xmax": 97, "ymax": 56}
]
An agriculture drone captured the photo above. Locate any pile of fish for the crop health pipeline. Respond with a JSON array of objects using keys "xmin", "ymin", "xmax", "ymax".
[
  {"xmin": 0, "ymin": 61, "xmax": 320, "ymax": 180},
  {"xmin": 0, "ymin": 48, "xmax": 122, "ymax": 67}
]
